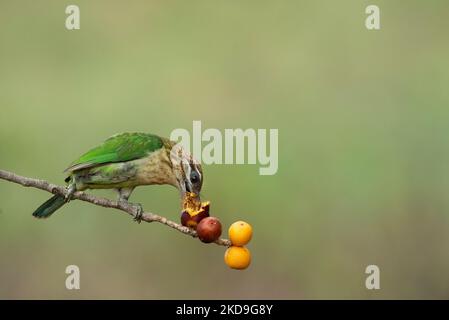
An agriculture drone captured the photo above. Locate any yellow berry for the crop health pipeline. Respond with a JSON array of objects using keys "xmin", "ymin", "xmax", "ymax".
[
  {"xmin": 228, "ymin": 221, "xmax": 253, "ymax": 246},
  {"xmin": 224, "ymin": 246, "xmax": 251, "ymax": 270}
]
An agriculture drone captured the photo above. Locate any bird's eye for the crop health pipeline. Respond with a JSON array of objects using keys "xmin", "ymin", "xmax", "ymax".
[{"xmin": 190, "ymin": 171, "xmax": 199, "ymax": 184}]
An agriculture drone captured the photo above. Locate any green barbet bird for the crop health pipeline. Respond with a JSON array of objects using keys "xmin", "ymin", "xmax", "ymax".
[{"xmin": 32, "ymin": 132, "xmax": 203, "ymax": 221}]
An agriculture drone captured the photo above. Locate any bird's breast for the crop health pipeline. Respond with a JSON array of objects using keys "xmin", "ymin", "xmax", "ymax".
[{"xmin": 135, "ymin": 149, "xmax": 177, "ymax": 187}]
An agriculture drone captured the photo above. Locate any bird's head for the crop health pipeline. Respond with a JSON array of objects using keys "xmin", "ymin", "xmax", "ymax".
[{"xmin": 170, "ymin": 144, "xmax": 203, "ymax": 199}]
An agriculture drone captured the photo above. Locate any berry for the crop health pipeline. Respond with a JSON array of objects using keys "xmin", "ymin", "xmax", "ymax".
[
  {"xmin": 228, "ymin": 221, "xmax": 253, "ymax": 246},
  {"xmin": 197, "ymin": 217, "xmax": 222, "ymax": 243},
  {"xmin": 224, "ymin": 246, "xmax": 251, "ymax": 270}
]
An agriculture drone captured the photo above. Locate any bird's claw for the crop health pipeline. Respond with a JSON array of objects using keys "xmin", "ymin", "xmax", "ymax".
[
  {"xmin": 133, "ymin": 203, "xmax": 144, "ymax": 224},
  {"xmin": 64, "ymin": 184, "xmax": 76, "ymax": 203}
]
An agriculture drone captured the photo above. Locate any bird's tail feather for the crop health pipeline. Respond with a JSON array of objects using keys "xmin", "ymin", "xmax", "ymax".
[{"xmin": 32, "ymin": 194, "xmax": 66, "ymax": 218}]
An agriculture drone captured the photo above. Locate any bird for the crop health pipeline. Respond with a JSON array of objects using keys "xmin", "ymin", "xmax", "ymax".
[{"xmin": 32, "ymin": 132, "xmax": 203, "ymax": 222}]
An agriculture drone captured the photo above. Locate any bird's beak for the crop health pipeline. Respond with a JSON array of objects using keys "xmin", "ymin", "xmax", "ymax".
[
  {"xmin": 180, "ymin": 181, "xmax": 190, "ymax": 199},
  {"xmin": 182, "ymin": 181, "xmax": 200, "ymax": 201},
  {"xmin": 185, "ymin": 181, "xmax": 191, "ymax": 193}
]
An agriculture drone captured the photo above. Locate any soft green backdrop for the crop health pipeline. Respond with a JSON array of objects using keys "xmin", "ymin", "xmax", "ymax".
[{"xmin": 1, "ymin": 0, "xmax": 449, "ymax": 299}]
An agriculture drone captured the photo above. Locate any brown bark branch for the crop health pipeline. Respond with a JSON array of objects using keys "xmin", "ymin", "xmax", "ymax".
[{"xmin": 0, "ymin": 169, "xmax": 231, "ymax": 247}]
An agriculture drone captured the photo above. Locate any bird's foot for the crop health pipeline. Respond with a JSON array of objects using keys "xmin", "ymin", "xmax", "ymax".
[
  {"xmin": 64, "ymin": 184, "xmax": 76, "ymax": 203},
  {"xmin": 133, "ymin": 203, "xmax": 144, "ymax": 224},
  {"xmin": 117, "ymin": 198, "xmax": 144, "ymax": 223}
]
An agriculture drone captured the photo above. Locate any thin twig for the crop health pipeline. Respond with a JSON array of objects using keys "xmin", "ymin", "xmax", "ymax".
[{"xmin": 0, "ymin": 169, "xmax": 231, "ymax": 247}]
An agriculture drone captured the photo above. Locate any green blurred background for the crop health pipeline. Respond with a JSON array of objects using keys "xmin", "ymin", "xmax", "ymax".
[{"xmin": 1, "ymin": 0, "xmax": 449, "ymax": 299}]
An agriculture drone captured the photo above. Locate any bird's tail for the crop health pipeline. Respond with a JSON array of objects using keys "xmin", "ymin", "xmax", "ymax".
[{"xmin": 32, "ymin": 194, "xmax": 66, "ymax": 219}]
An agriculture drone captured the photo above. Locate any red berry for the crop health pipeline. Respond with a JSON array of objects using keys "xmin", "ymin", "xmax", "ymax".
[{"xmin": 196, "ymin": 217, "xmax": 222, "ymax": 243}]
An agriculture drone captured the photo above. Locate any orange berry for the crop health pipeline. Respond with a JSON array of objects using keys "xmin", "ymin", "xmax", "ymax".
[
  {"xmin": 224, "ymin": 246, "xmax": 251, "ymax": 270},
  {"xmin": 228, "ymin": 221, "xmax": 253, "ymax": 246}
]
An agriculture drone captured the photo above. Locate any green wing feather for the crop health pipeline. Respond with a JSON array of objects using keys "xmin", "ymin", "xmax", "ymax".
[{"xmin": 65, "ymin": 132, "xmax": 164, "ymax": 173}]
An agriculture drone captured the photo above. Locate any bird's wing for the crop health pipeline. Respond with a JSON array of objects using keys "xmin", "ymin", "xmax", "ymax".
[{"xmin": 65, "ymin": 132, "xmax": 164, "ymax": 173}]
